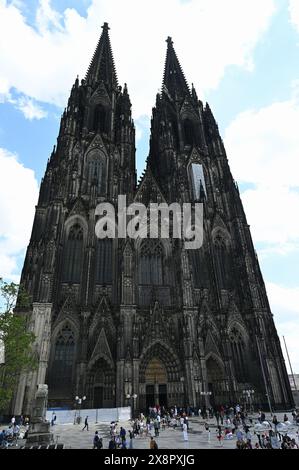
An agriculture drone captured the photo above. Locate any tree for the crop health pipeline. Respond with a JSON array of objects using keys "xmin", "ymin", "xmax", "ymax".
[{"xmin": 0, "ymin": 278, "xmax": 36, "ymax": 414}]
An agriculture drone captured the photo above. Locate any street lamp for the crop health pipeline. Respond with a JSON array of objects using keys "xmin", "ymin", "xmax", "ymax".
[
  {"xmin": 75, "ymin": 395, "xmax": 86, "ymax": 425},
  {"xmin": 126, "ymin": 393, "xmax": 138, "ymax": 419},
  {"xmin": 242, "ymin": 389, "xmax": 255, "ymax": 414},
  {"xmin": 200, "ymin": 391, "xmax": 212, "ymax": 413}
]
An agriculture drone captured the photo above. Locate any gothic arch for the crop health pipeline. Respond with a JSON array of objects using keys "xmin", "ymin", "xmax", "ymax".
[
  {"xmin": 212, "ymin": 229, "xmax": 233, "ymax": 290},
  {"xmin": 85, "ymin": 149, "xmax": 108, "ymax": 195},
  {"xmin": 52, "ymin": 316, "xmax": 79, "ymax": 343},
  {"xmin": 88, "ymin": 352, "xmax": 114, "ymax": 372},
  {"xmin": 139, "ymin": 340, "xmax": 182, "ymax": 383},
  {"xmin": 137, "ymin": 238, "xmax": 166, "ymax": 286},
  {"xmin": 86, "ymin": 352, "xmax": 115, "ymax": 408},
  {"xmin": 62, "ymin": 222, "xmax": 85, "ymax": 283},
  {"xmin": 48, "ymin": 322, "xmax": 78, "ymax": 397},
  {"xmin": 228, "ymin": 325, "xmax": 248, "ymax": 383},
  {"xmin": 205, "ymin": 351, "xmax": 226, "ymax": 372},
  {"xmin": 64, "ymin": 214, "xmax": 88, "ymax": 238}
]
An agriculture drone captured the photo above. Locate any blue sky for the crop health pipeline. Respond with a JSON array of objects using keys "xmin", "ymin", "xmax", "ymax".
[{"xmin": 0, "ymin": 0, "xmax": 299, "ymax": 372}]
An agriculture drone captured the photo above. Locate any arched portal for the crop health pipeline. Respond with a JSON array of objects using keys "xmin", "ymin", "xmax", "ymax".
[
  {"xmin": 87, "ymin": 357, "xmax": 115, "ymax": 408},
  {"xmin": 144, "ymin": 358, "xmax": 168, "ymax": 409},
  {"xmin": 206, "ymin": 355, "xmax": 228, "ymax": 407},
  {"xmin": 139, "ymin": 342, "xmax": 183, "ymax": 411}
]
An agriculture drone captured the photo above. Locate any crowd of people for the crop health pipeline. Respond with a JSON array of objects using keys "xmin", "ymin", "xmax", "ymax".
[
  {"xmin": 0, "ymin": 415, "xmax": 30, "ymax": 449},
  {"xmin": 1, "ymin": 405, "xmax": 298, "ymax": 450},
  {"xmin": 89, "ymin": 404, "xmax": 299, "ymax": 450}
]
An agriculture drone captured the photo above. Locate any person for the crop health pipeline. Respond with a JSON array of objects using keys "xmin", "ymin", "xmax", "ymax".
[
  {"xmin": 82, "ymin": 416, "xmax": 89, "ymax": 431},
  {"xmin": 109, "ymin": 437, "xmax": 116, "ymax": 449},
  {"xmin": 0, "ymin": 430, "xmax": 8, "ymax": 449},
  {"xmin": 129, "ymin": 430, "xmax": 134, "ymax": 449},
  {"xmin": 51, "ymin": 412, "xmax": 56, "ymax": 426},
  {"xmin": 13, "ymin": 424, "xmax": 20, "ymax": 446},
  {"xmin": 182, "ymin": 422, "xmax": 188, "ymax": 442},
  {"xmin": 154, "ymin": 418, "xmax": 159, "ymax": 437},
  {"xmin": 120, "ymin": 427, "xmax": 126, "ymax": 443},
  {"xmin": 205, "ymin": 422, "xmax": 211, "ymax": 442},
  {"xmin": 216, "ymin": 426, "xmax": 223, "ymax": 447},
  {"xmin": 11, "ymin": 416, "xmax": 16, "ymax": 426},
  {"xmin": 93, "ymin": 431, "xmax": 100, "ymax": 449},
  {"xmin": 150, "ymin": 437, "xmax": 158, "ymax": 450}
]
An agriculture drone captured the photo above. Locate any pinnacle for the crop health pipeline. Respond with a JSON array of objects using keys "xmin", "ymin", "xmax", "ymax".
[
  {"xmin": 85, "ymin": 22, "xmax": 118, "ymax": 88},
  {"xmin": 162, "ymin": 36, "xmax": 190, "ymax": 98}
]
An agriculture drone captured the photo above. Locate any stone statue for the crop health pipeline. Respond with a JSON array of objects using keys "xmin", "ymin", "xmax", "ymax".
[
  {"xmin": 26, "ymin": 384, "xmax": 53, "ymax": 446},
  {"xmin": 32, "ymin": 384, "xmax": 48, "ymax": 423}
]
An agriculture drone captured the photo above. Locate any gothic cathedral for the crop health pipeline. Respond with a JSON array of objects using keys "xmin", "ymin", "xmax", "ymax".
[{"xmin": 13, "ymin": 23, "xmax": 294, "ymax": 414}]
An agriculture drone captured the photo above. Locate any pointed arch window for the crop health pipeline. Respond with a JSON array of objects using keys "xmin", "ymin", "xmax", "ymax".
[
  {"xmin": 190, "ymin": 163, "xmax": 207, "ymax": 200},
  {"xmin": 96, "ymin": 238, "xmax": 113, "ymax": 284},
  {"xmin": 214, "ymin": 234, "xmax": 232, "ymax": 289},
  {"xmin": 86, "ymin": 150, "xmax": 107, "ymax": 196},
  {"xmin": 139, "ymin": 240, "xmax": 164, "ymax": 285},
  {"xmin": 93, "ymin": 104, "xmax": 108, "ymax": 134},
  {"xmin": 49, "ymin": 324, "xmax": 75, "ymax": 392},
  {"xmin": 63, "ymin": 224, "xmax": 83, "ymax": 283},
  {"xmin": 188, "ymin": 248, "xmax": 209, "ymax": 288},
  {"xmin": 230, "ymin": 328, "xmax": 246, "ymax": 383},
  {"xmin": 183, "ymin": 119, "xmax": 195, "ymax": 146}
]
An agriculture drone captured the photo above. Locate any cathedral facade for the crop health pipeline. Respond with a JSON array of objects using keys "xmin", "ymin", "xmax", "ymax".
[{"xmin": 13, "ymin": 23, "xmax": 294, "ymax": 415}]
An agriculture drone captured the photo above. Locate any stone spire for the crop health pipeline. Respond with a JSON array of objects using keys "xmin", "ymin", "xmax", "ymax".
[
  {"xmin": 162, "ymin": 36, "xmax": 190, "ymax": 99},
  {"xmin": 85, "ymin": 22, "xmax": 118, "ymax": 89}
]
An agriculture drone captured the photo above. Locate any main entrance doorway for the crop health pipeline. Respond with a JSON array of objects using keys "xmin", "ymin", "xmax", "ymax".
[{"xmin": 145, "ymin": 358, "xmax": 168, "ymax": 408}]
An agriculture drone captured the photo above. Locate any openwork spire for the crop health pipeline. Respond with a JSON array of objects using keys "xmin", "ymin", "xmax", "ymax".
[
  {"xmin": 162, "ymin": 37, "xmax": 190, "ymax": 98},
  {"xmin": 85, "ymin": 22, "xmax": 118, "ymax": 89}
]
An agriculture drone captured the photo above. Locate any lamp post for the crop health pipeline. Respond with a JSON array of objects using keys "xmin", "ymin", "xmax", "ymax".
[
  {"xmin": 75, "ymin": 395, "xmax": 86, "ymax": 425},
  {"xmin": 200, "ymin": 391, "xmax": 212, "ymax": 412},
  {"xmin": 242, "ymin": 389, "xmax": 255, "ymax": 414},
  {"xmin": 126, "ymin": 393, "xmax": 138, "ymax": 419}
]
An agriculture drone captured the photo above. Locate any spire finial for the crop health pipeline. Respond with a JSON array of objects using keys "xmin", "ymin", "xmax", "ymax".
[
  {"xmin": 102, "ymin": 22, "xmax": 110, "ymax": 31},
  {"xmin": 166, "ymin": 36, "xmax": 173, "ymax": 47}
]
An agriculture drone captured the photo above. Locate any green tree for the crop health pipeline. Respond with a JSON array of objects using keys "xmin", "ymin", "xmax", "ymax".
[{"xmin": 0, "ymin": 278, "xmax": 36, "ymax": 414}]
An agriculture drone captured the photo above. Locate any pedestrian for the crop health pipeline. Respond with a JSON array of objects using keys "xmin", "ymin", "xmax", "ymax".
[
  {"xmin": 182, "ymin": 422, "xmax": 188, "ymax": 442},
  {"xmin": 82, "ymin": 416, "xmax": 89, "ymax": 431},
  {"xmin": 109, "ymin": 437, "xmax": 116, "ymax": 449},
  {"xmin": 205, "ymin": 422, "xmax": 211, "ymax": 442},
  {"xmin": 129, "ymin": 430, "xmax": 134, "ymax": 449},
  {"xmin": 51, "ymin": 412, "xmax": 56, "ymax": 426},
  {"xmin": 150, "ymin": 437, "xmax": 158, "ymax": 449},
  {"xmin": 120, "ymin": 426, "xmax": 126, "ymax": 443},
  {"xmin": 154, "ymin": 418, "xmax": 159, "ymax": 437},
  {"xmin": 93, "ymin": 431, "xmax": 100, "ymax": 449},
  {"xmin": 217, "ymin": 426, "xmax": 223, "ymax": 447},
  {"xmin": 11, "ymin": 416, "xmax": 16, "ymax": 426},
  {"xmin": 0, "ymin": 430, "xmax": 8, "ymax": 449}
]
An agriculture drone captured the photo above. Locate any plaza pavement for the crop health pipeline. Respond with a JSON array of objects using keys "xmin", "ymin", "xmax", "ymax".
[{"xmin": 43, "ymin": 412, "xmax": 295, "ymax": 449}]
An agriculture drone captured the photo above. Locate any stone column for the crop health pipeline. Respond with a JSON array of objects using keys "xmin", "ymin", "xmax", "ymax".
[{"xmin": 13, "ymin": 303, "xmax": 52, "ymax": 416}]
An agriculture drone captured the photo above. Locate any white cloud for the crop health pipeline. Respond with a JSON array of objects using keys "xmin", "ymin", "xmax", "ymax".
[
  {"xmin": 289, "ymin": 0, "xmax": 299, "ymax": 33},
  {"xmin": 224, "ymin": 94, "xmax": 299, "ymax": 252},
  {"xmin": 0, "ymin": 0, "xmax": 276, "ymax": 118},
  {"xmin": 15, "ymin": 96, "xmax": 48, "ymax": 120},
  {"xmin": 0, "ymin": 77, "xmax": 11, "ymax": 103},
  {"xmin": 0, "ymin": 147, "xmax": 39, "ymax": 281},
  {"xmin": 266, "ymin": 282, "xmax": 299, "ymax": 373}
]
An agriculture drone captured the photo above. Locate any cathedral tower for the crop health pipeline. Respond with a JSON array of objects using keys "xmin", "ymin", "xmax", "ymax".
[{"xmin": 13, "ymin": 26, "xmax": 293, "ymax": 415}]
